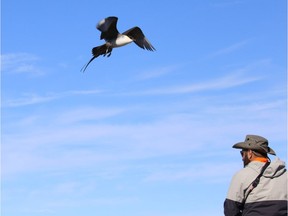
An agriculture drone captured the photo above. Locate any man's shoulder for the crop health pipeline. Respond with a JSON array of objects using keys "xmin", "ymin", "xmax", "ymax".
[{"xmin": 233, "ymin": 163, "xmax": 260, "ymax": 179}]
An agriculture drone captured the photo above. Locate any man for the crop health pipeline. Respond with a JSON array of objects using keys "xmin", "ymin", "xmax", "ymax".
[{"xmin": 224, "ymin": 135, "xmax": 287, "ymax": 216}]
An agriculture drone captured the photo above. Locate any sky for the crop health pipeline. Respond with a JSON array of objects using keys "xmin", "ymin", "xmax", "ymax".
[{"xmin": 1, "ymin": 0, "xmax": 287, "ymax": 215}]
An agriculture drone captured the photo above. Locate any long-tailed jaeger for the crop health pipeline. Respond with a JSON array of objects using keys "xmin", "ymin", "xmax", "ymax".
[{"xmin": 81, "ymin": 16, "xmax": 156, "ymax": 72}]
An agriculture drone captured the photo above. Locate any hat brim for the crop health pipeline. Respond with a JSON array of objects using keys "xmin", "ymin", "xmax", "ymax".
[
  {"xmin": 233, "ymin": 142, "xmax": 250, "ymax": 150},
  {"xmin": 233, "ymin": 142, "xmax": 276, "ymax": 155}
]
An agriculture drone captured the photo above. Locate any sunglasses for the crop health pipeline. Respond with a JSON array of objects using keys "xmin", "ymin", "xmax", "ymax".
[{"xmin": 240, "ymin": 150, "xmax": 248, "ymax": 157}]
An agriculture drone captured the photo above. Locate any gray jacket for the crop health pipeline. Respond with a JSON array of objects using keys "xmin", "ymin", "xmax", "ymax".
[{"xmin": 224, "ymin": 157, "xmax": 287, "ymax": 216}]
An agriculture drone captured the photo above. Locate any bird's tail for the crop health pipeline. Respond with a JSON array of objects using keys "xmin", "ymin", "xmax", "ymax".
[
  {"xmin": 80, "ymin": 56, "xmax": 97, "ymax": 72},
  {"xmin": 92, "ymin": 44, "xmax": 113, "ymax": 57},
  {"xmin": 80, "ymin": 44, "xmax": 113, "ymax": 72}
]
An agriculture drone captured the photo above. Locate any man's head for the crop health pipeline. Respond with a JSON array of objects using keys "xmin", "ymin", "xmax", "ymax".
[{"xmin": 233, "ymin": 135, "xmax": 276, "ymax": 166}]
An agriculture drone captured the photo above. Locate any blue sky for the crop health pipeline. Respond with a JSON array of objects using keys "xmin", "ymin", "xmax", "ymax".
[{"xmin": 1, "ymin": 0, "xmax": 287, "ymax": 215}]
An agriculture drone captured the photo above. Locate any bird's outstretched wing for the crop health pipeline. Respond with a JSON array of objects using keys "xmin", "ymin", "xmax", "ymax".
[
  {"xmin": 123, "ymin": 27, "xmax": 156, "ymax": 51},
  {"xmin": 97, "ymin": 16, "xmax": 119, "ymax": 41},
  {"xmin": 80, "ymin": 44, "xmax": 113, "ymax": 72}
]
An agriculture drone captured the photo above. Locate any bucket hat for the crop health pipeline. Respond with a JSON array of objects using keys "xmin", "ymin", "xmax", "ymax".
[{"xmin": 233, "ymin": 135, "xmax": 276, "ymax": 155}]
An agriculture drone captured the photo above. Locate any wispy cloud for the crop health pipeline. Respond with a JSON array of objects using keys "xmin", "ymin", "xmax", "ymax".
[
  {"xmin": 3, "ymin": 89, "xmax": 103, "ymax": 107},
  {"xmin": 55, "ymin": 107, "xmax": 127, "ymax": 124},
  {"xmin": 4, "ymin": 93, "xmax": 57, "ymax": 107},
  {"xmin": 1, "ymin": 53, "xmax": 45, "ymax": 76},
  {"xmin": 3, "ymin": 97, "xmax": 286, "ymax": 178},
  {"xmin": 210, "ymin": 39, "xmax": 251, "ymax": 56},
  {"xmin": 143, "ymin": 162, "xmax": 239, "ymax": 183},
  {"xmin": 134, "ymin": 65, "xmax": 179, "ymax": 81},
  {"xmin": 131, "ymin": 72, "xmax": 262, "ymax": 95},
  {"xmin": 3, "ymin": 69, "xmax": 261, "ymax": 107}
]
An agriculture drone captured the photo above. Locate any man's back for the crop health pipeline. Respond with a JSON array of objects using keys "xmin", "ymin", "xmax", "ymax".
[{"xmin": 225, "ymin": 158, "xmax": 287, "ymax": 216}]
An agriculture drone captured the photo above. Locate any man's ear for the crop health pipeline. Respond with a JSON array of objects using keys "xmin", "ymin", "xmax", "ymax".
[{"xmin": 248, "ymin": 150, "xmax": 253, "ymax": 159}]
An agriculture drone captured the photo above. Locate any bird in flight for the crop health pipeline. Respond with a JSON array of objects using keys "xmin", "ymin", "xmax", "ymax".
[{"xmin": 81, "ymin": 16, "xmax": 156, "ymax": 72}]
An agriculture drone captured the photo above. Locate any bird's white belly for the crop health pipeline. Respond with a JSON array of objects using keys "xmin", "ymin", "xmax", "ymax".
[{"xmin": 112, "ymin": 35, "xmax": 133, "ymax": 47}]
